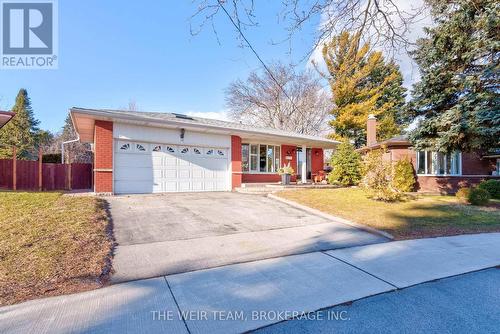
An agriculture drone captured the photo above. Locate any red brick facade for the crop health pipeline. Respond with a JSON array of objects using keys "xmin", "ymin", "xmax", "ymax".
[
  {"xmin": 231, "ymin": 135, "xmax": 242, "ymax": 189},
  {"xmin": 239, "ymin": 144, "xmax": 324, "ymax": 185},
  {"xmin": 94, "ymin": 120, "xmax": 113, "ymax": 193},
  {"xmin": 382, "ymin": 146, "xmax": 498, "ymax": 193}
]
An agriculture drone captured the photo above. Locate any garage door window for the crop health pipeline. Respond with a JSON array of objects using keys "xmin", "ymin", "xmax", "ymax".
[
  {"xmin": 193, "ymin": 147, "xmax": 202, "ymax": 155},
  {"xmin": 136, "ymin": 144, "xmax": 147, "ymax": 152},
  {"xmin": 119, "ymin": 143, "xmax": 131, "ymax": 151},
  {"xmin": 152, "ymin": 145, "xmax": 162, "ymax": 152}
]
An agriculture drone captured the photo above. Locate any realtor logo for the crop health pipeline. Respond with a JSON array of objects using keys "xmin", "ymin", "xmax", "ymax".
[{"xmin": 1, "ymin": 0, "xmax": 58, "ymax": 69}]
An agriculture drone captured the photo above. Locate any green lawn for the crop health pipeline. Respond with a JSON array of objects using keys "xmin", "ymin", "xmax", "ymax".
[
  {"xmin": 0, "ymin": 192, "xmax": 113, "ymax": 306},
  {"xmin": 277, "ymin": 188, "xmax": 500, "ymax": 240}
]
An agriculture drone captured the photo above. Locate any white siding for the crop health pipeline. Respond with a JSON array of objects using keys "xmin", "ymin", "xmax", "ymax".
[{"xmin": 113, "ymin": 123, "xmax": 231, "ymax": 148}]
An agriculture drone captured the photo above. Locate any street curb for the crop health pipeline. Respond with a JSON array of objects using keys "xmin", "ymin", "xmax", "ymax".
[{"xmin": 267, "ymin": 193, "xmax": 395, "ymax": 240}]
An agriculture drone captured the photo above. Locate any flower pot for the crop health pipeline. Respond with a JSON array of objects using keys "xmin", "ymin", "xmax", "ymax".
[{"xmin": 281, "ymin": 173, "xmax": 291, "ymax": 185}]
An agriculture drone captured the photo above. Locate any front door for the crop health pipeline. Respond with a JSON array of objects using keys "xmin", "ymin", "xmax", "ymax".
[{"xmin": 296, "ymin": 147, "xmax": 312, "ymax": 180}]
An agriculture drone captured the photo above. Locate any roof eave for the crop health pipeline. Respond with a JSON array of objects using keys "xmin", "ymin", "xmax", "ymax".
[
  {"xmin": 70, "ymin": 108, "xmax": 339, "ymax": 148},
  {"xmin": 0, "ymin": 111, "xmax": 15, "ymax": 129}
]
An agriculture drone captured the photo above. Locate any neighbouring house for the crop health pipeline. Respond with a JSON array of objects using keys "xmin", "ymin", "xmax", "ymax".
[
  {"xmin": 0, "ymin": 111, "xmax": 15, "ymax": 129},
  {"xmin": 358, "ymin": 115, "xmax": 500, "ymax": 193},
  {"xmin": 70, "ymin": 108, "xmax": 338, "ymax": 194}
]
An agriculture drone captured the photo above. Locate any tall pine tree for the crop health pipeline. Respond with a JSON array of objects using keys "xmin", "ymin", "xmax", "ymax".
[
  {"xmin": 408, "ymin": 0, "xmax": 499, "ymax": 152},
  {"xmin": 317, "ymin": 31, "xmax": 407, "ymax": 148},
  {"xmin": 0, "ymin": 89, "xmax": 40, "ymax": 159}
]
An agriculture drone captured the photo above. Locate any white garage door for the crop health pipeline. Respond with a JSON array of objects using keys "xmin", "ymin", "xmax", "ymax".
[{"xmin": 114, "ymin": 140, "xmax": 229, "ymax": 194}]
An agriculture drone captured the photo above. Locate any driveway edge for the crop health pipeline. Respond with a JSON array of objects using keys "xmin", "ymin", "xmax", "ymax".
[{"xmin": 267, "ymin": 193, "xmax": 395, "ymax": 240}]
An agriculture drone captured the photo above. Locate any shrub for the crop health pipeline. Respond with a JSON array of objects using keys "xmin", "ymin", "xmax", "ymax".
[
  {"xmin": 277, "ymin": 163, "xmax": 295, "ymax": 175},
  {"xmin": 329, "ymin": 139, "xmax": 362, "ymax": 186},
  {"xmin": 468, "ymin": 187, "xmax": 490, "ymax": 206},
  {"xmin": 455, "ymin": 187, "xmax": 471, "ymax": 202},
  {"xmin": 392, "ymin": 157, "xmax": 416, "ymax": 192},
  {"xmin": 478, "ymin": 179, "xmax": 500, "ymax": 199},
  {"xmin": 361, "ymin": 148, "xmax": 400, "ymax": 201},
  {"xmin": 42, "ymin": 153, "xmax": 62, "ymax": 163}
]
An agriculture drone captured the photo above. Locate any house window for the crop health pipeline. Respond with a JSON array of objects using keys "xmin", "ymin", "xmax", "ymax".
[
  {"xmin": 259, "ymin": 145, "xmax": 267, "ymax": 172},
  {"xmin": 275, "ymin": 147, "xmax": 281, "ymax": 170},
  {"xmin": 242, "ymin": 144, "xmax": 281, "ymax": 173},
  {"xmin": 250, "ymin": 145, "xmax": 258, "ymax": 171},
  {"xmin": 416, "ymin": 151, "xmax": 461, "ymax": 175},
  {"xmin": 242, "ymin": 144, "xmax": 249, "ymax": 172}
]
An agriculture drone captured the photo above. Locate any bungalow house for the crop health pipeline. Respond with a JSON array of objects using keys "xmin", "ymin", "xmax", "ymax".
[
  {"xmin": 70, "ymin": 108, "xmax": 338, "ymax": 194},
  {"xmin": 0, "ymin": 111, "xmax": 15, "ymax": 129},
  {"xmin": 358, "ymin": 115, "xmax": 500, "ymax": 193}
]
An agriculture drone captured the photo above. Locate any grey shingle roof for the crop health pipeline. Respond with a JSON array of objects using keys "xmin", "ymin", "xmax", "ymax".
[{"xmin": 70, "ymin": 107, "xmax": 339, "ymax": 145}]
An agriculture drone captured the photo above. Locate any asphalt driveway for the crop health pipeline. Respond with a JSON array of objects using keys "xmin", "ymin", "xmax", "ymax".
[{"xmin": 107, "ymin": 192, "xmax": 387, "ymax": 282}]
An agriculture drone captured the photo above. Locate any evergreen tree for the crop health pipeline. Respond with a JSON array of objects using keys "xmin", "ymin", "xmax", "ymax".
[
  {"xmin": 317, "ymin": 31, "xmax": 407, "ymax": 147},
  {"xmin": 408, "ymin": 0, "xmax": 499, "ymax": 152},
  {"xmin": 328, "ymin": 139, "xmax": 362, "ymax": 186},
  {"xmin": 0, "ymin": 89, "xmax": 40, "ymax": 159}
]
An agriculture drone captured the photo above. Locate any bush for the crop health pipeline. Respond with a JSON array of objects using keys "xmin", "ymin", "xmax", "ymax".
[
  {"xmin": 478, "ymin": 179, "xmax": 500, "ymax": 199},
  {"xmin": 42, "ymin": 153, "xmax": 62, "ymax": 163},
  {"xmin": 329, "ymin": 139, "xmax": 362, "ymax": 186},
  {"xmin": 392, "ymin": 158, "xmax": 416, "ymax": 192},
  {"xmin": 455, "ymin": 187, "xmax": 471, "ymax": 202},
  {"xmin": 468, "ymin": 187, "xmax": 490, "ymax": 206},
  {"xmin": 361, "ymin": 148, "xmax": 400, "ymax": 201}
]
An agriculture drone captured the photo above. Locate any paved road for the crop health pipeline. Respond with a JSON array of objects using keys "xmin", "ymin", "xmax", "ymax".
[
  {"xmin": 1, "ymin": 233, "xmax": 499, "ymax": 334},
  {"xmin": 107, "ymin": 192, "xmax": 386, "ymax": 282},
  {"xmin": 255, "ymin": 268, "xmax": 500, "ymax": 334}
]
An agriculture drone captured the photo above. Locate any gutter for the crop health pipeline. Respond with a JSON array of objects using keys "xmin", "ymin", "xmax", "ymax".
[
  {"xmin": 61, "ymin": 112, "xmax": 80, "ymax": 164},
  {"xmin": 70, "ymin": 107, "xmax": 340, "ymax": 147}
]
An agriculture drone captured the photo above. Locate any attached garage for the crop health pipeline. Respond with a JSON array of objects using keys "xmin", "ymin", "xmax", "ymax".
[
  {"xmin": 70, "ymin": 107, "xmax": 339, "ymax": 194},
  {"xmin": 114, "ymin": 140, "xmax": 229, "ymax": 194}
]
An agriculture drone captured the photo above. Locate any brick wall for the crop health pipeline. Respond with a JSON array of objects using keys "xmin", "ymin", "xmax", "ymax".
[
  {"xmin": 94, "ymin": 120, "xmax": 113, "ymax": 193},
  {"xmin": 231, "ymin": 135, "xmax": 242, "ymax": 189},
  {"xmin": 417, "ymin": 175, "xmax": 500, "ymax": 193},
  {"xmin": 242, "ymin": 173, "xmax": 281, "ymax": 183},
  {"xmin": 281, "ymin": 145, "xmax": 297, "ymax": 182},
  {"xmin": 383, "ymin": 146, "xmax": 498, "ymax": 193},
  {"xmin": 311, "ymin": 148, "xmax": 324, "ymax": 175},
  {"xmin": 461, "ymin": 152, "xmax": 496, "ymax": 175}
]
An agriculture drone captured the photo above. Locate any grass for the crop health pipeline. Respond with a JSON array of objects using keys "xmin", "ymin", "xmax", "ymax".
[
  {"xmin": 277, "ymin": 188, "xmax": 500, "ymax": 240},
  {"xmin": 0, "ymin": 192, "xmax": 113, "ymax": 306}
]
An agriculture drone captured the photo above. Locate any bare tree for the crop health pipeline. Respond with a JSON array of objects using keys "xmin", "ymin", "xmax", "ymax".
[
  {"xmin": 191, "ymin": 0, "xmax": 426, "ymax": 56},
  {"xmin": 225, "ymin": 62, "xmax": 331, "ymax": 135}
]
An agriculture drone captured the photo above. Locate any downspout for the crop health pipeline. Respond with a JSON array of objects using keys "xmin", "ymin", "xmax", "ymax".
[
  {"xmin": 61, "ymin": 110, "xmax": 83, "ymax": 164},
  {"xmin": 61, "ymin": 135, "xmax": 79, "ymax": 164}
]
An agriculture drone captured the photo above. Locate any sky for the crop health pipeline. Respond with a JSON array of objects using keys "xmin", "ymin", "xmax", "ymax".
[{"xmin": 0, "ymin": 1, "xmax": 428, "ymax": 133}]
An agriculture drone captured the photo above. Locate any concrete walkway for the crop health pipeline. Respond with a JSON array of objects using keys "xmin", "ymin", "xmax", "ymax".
[{"xmin": 1, "ymin": 233, "xmax": 499, "ymax": 334}]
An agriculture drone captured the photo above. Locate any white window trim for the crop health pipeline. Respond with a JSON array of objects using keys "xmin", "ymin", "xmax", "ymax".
[
  {"xmin": 242, "ymin": 143, "xmax": 281, "ymax": 174},
  {"xmin": 416, "ymin": 151, "xmax": 462, "ymax": 176}
]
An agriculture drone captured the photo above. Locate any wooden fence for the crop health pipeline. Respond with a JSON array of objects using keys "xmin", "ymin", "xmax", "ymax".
[{"xmin": 0, "ymin": 158, "xmax": 92, "ymax": 191}]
